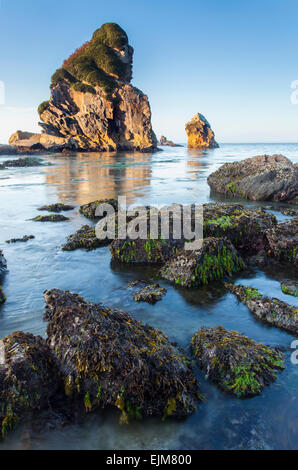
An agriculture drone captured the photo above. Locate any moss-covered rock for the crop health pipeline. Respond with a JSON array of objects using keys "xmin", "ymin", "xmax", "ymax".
[
  {"xmin": 6, "ymin": 235, "xmax": 35, "ymax": 244},
  {"xmin": 32, "ymin": 214, "xmax": 70, "ymax": 222},
  {"xmin": 128, "ymin": 280, "xmax": 167, "ymax": 304},
  {"xmin": 0, "ymin": 287, "xmax": 6, "ymax": 304},
  {"xmin": 191, "ymin": 326, "xmax": 285, "ymax": 398},
  {"xmin": 203, "ymin": 203, "xmax": 276, "ymax": 255},
  {"xmin": 0, "ymin": 332, "xmax": 60, "ymax": 439},
  {"xmin": 79, "ymin": 198, "xmax": 119, "ymax": 220},
  {"xmin": 38, "ymin": 203, "xmax": 75, "ymax": 213},
  {"xmin": 281, "ymin": 280, "xmax": 298, "ymax": 298},
  {"xmin": 160, "ymin": 238, "xmax": 245, "ymax": 287},
  {"xmin": 44, "ymin": 289, "xmax": 200, "ymax": 422},
  {"xmin": 226, "ymin": 283, "xmax": 298, "ymax": 335},
  {"xmin": 0, "ymin": 157, "xmax": 43, "ymax": 169},
  {"xmin": 266, "ymin": 217, "xmax": 297, "ymax": 266},
  {"xmin": 279, "ymin": 207, "xmax": 298, "ymax": 217},
  {"xmin": 61, "ymin": 225, "xmax": 108, "ymax": 251},
  {"xmin": 207, "ymin": 154, "xmax": 298, "ymax": 202}
]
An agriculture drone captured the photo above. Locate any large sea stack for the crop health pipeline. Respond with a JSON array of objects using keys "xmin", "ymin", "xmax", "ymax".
[
  {"xmin": 10, "ymin": 23, "xmax": 157, "ymax": 153},
  {"xmin": 186, "ymin": 113, "xmax": 219, "ymax": 149}
]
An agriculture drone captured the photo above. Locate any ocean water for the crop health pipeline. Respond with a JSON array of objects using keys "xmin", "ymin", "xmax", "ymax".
[{"xmin": 0, "ymin": 143, "xmax": 297, "ymax": 450}]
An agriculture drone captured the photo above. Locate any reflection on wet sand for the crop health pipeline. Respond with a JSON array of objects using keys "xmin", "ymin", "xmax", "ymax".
[{"xmin": 45, "ymin": 152, "xmax": 153, "ymax": 205}]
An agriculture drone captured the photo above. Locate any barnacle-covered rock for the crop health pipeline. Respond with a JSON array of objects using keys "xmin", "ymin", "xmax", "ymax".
[
  {"xmin": 128, "ymin": 281, "xmax": 167, "ymax": 304},
  {"xmin": 160, "ymin": 238, "xmax": 245, "ymax": 287},
  {"xmin": 203, "ymin": 203, "xmax": 276, "ymax": 255},
  {"xmin": 0, "ymin": 250, "xmax": 7, "ymax": 272},
  {"xmin": 44, "ymin": 289, "xmax": 199, "ymax": 422},
  {"xmin": 0, "ymin": 332, "xmax": 60, "ymax": 439},
  {"xmin": 32, "ymin": 214, "xmax": 70, "ymax": 222},
  {"xmin": 190, "ymin": 326, "xmax": 285, "ymax": 398},
  {"xmin": 207, "ymin": 154, "xmax": 298, "ymax": 202},
  {"xmin": 0, "ymin": 287, "xmax": 6, "ymax": 304},
  {"xmin": 79, "ymin": 198, "xmax": 119, "ymax": 220},
  {"xmin": 266, "ymin": 217, "xmax": 298, "ymax": 266},
  {"xmin": 226, "ymin": 283, "xmax": 298, "ymax": 335},
  {"xmin": 61, "ymin": 225, "xmax": 107, "ymax": 251},
  {"xmin": 280, "ymin": 280, "xmax": 298, "ymax": 298},
  {"xmin": 38, "ymin": 203, "xmax": 74, "ymax": 213}
]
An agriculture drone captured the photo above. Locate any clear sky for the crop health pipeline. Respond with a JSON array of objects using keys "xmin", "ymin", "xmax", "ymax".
[{"xmin": 0, "ymin": 0, "xmax": 297, "ymax": 144}]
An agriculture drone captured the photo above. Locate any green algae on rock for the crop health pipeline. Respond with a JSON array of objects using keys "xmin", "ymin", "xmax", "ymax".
[
  {"xmin": 190, "ymin": 326, "xmax": 285, "ymax": 398},
  {"xmin": 280, "ymin": 280, "xmax": 298, "ymax": 298},
  {"xmin": 79, "ymin": 198, "xmax": 119, "ymax": 220},
  {"xmin": 266, "ymin": 217, "xmax": 297, "ymax": 266},
  {"xmin": 0, "ymin": 332, "xmax": 60, "ymax": 439},
  {"xmin": 0, "ymin": 157, "xmax": 43, "ymax": 169},
  {"xmin": 32, "ymin": 214, "xmax": 70, "ymax": 222},
  {"xmin": 44, "ymin": 289, "xmax": 199, "ymax": 422},
  {"xmin": 226, "ymin": 283, "xmax": 298, "ymax": 336},
  {"xmin": 38, "ymin": 203, "xmax": 75, "ymax": 213},
  {"xmin": 61, "ymin": 225, "xmax": 109, "ymax": 251},
  {"xmin": 160, "ymin": 238, "xmax": 246, "ymax": 288},
  {"xmin": 0, "ymin": 287, "xmax": 6, "ymax": 304},
  {"xmin": 203, "ymin": 203, "xmax": 276, "ymax": 255},
  {"xmin": 128, "ymin": 281, "xmax": 167, "ymax": 304}
]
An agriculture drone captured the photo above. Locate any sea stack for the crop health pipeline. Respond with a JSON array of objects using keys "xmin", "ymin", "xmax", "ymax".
[
  {"xmin": 10, "ymin": 23, "xmax": 157, "ymax": 153},
  {"xmin": 185, "ymin": 113, "xmax": 219, "ymax": 149}
]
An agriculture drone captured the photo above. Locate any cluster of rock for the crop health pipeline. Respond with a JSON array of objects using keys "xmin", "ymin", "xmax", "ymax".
[
  {"xmin": 208, "ymin": 154, "xmax": 298, "ymax": 202},
  {"xmin": 159, "ymin": 136, "xmax": 182, "ymax": 147},
  {"xmin": 185, "ymin": 113, "xmax": 219, "ymax": 149},
  {"xmin": 9, "ymin": 23, "xmax": 157, "ymax": 153}
]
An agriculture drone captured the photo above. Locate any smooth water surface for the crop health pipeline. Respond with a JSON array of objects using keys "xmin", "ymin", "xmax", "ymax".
[{"xmin": 0, "ymin": 143, "xmax": 297, "ymax": 449}]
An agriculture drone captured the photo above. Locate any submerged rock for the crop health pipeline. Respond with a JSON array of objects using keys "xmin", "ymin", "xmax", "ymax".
[
  {"xmin": 191, "ymin": 326, "xmax": 285, "ymax": 398},
  {"xmin": 38, "ymin": 203, "xmax": 75, "ymax": 213},
  {"xmin": 79, "ymin": 198, "xmax": 119, "ymax": 220},
  {"xmin": 0, "ymin": 157, "xmax": 43, "ymax": 169},
  {"xmin": 32, "ymin": 214, "xmax": 70, "ymax": 222},
  {"xmin": 159, "ymin": 136, "xmax": 182, "ymax": 147},
  {"xmin": 0, "ymin": 332, "xmax": 60, "ymax": 438},
  {"xmin": 44, "ymin": 289, "xmax": 199, "ymax": 422},
  {"xmin": 0, "ymin": 145, "xmax": 18, "ymax": 155},
  {"xmin": 226, "ymin": 283, "xmax": 298, "ymax": 335},
  {"xmin": 280, "ymin": 280, "xmax": 298, "ymax": 298},
  {"xmin": 61, "ymin": 225, "xmax": 108, "ymax": 251},
  {"xmin": 0, "ymin": 250, "xmax": 7, "ymax": 271},
  {"xmin": 6, "ymin": 235, "xmax": 35, "ymax": 244},
  {"xmin": 279, "ymin": 207, "xmax": 298, "ymax": 217},
  {"xmin": 203, "ymin": 203, "xmax": 276, "ymax": 255},
  {"xmin": 160, "ymin": 238, "xmax": 245, "ymax": 287},
  {"xmin": 0, "ymin": 287, "xmax": 6, "ymax": 304},
  {"xmin": 185, "ymin": 113, "xmax": 219, "ymax": 149},
  {"xmin": 266, "ymin": 217, "xmax": 298, "ymax": 266},
  {"xmin": 29, "ymin": 23, "xmax": 157, "ymax": 153},
  {"xmin": 207, "ymin": 154, "xmax": 298, "ymax": 202},
  {"xmin": 128, "ymin": 280, "xmax": 167, "ymax": 304}
]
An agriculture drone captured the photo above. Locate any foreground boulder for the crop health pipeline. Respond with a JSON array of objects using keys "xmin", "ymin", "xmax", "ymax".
[
  {"xmin": 79, "ymin": 198, "xmax": 119, "ymax": 220},
  {"xmin": 203, "ymin": 203, "xmax": 276, "ymax": 255},
  {"xmin": 226, "ymin": 284, "xmax": 298, "ymax": 335},
  {"xmin": 191, "ymin": 327, "xmax": 284, "ymax": 398},
  {"xmin": 0, "ymin": 251, "xmax": 7, "ymax": 271},
  {"xmin": 61, "ymin": 225, "xmax": 108, "ymax": 251},
  {"xmin": 44, "ymin": 289, "xmax": 199, "ymax": 421},
  {"xmin": 266, "ymin": 217, "xmax": 298, "ymax": 266},
  {"xmin": 0, "ymin": 332, "xmax": 60, "ymax": 438},
  {"xmin": 31, "ymin": 23, "xmax": 157, "ymax": 153},
  {"xmin": 208, "ymin": 154, "xmax": 298, "ymax": 202},
  {"xmin": 185, "ymin": 113, "xmax": 219, "ymax": 149},
  {"xmin": 160, "ymin": 238, "xmax": 245, "ymax": 287}
]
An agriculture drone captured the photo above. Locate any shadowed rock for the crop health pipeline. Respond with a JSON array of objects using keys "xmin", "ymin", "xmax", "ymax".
[
  {"xmin": 79, "ymin": 198, "xmax": 119, "ymax": 220},
  {"xmin": 61, "ymin": 225, "xmax": 109, "ymax": 251},
  {"xmin": 128, "ymin": 280, "xmax": 167, "ymax": 304},
  {"xmin": 226, "ymin": 283, "xmax": 298, "ymax": 335},
  {"xmin": 0, "ymin": 287, "xmax": 6, "ymax": 304},
  {"xmin": 208, "ymin": 154, "xmax": 298, "ymax": 202},
  {"xmin": 266, "ymin": 217, "xmax": 298, "ymax": 266},
  {"xmin": 32, "ymin": 214, "xmax": 70, "ymax": 222},
  {"xmin": 0, "ymin": 157, "xmax": 43, "ymax": 169},
  {"xmin": 6, "ymin": 235, "xmax": 35, "ymax": 244},
  {"xmin": 38, "ymin": 203, "xmax": 75, "ymax": 213},
  {"xmin": 0, "ymin": 250, "xmax": 7, "ymax": 271},
  {"xmin": 44, "ymin": 289, "xmax": 200, "ymax": 422},
  {"xmin": 280, "ymin": 280, "xmax": 298, "ymax": 298},
  {"xmin": 191, "ymin": 326, "xmax": 284, "ymax": 398}
]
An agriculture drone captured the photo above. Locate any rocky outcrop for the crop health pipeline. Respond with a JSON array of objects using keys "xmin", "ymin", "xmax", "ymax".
[
  {"xmin": 0, "ymin": 287, "xmax": 6, "ymax": 304},
  {"xmin": 0, "ymin": 250, "xmax": 7, "ymax": 272},
  {"xmin": 185, "ymin": 113, "xmax": 219, "ymax": 149},
  {"xmin": 203, "ymin": 203, "xmax": 276, "ymax": 255},
  {"xmin": 160, "ymin": 238, "xmax": 245, "ymax": 287},
  {"xmin": 38, "ymin": 203, "xmax": 75, "ymax": 213},
  {"xmin": 0, "ymin": 332, "xmax": 60, "ymax": 438},
  {"xmin": 208, "ymin": 154, "xmax": 298, "ymax": 202},
  {"xmin": 0, "ymin": 157, "xmax": 43, "ymax": 169},
  {"xmin": 32, "ymin": 214, "xmax": 70, "ymax": 222},
  {"xmin": 79, "ymin": 198, "xmax": 118, "ymax": 220},
  {"xmin": 191, "ymin": 326, "xmax": 284, "ymax": 398},
  {"xmin": 9, "ymin": 23, "xmax": 157, "ymax": 153},
  {"xmin": 128, "ymin": 280, "xmax": 167, "ymax": 304},
  {"xmin": 9, "ymin": 131, "xmax": 37, "ymax": 145},
  {"xmin": 159, "ymin": 136, "xmax": 182, "ymax": 147},
  {"xmin": 44, "ymin": 289, "xmax": 199, "ymax": 422},
  {"xmin": 6, "ymin": 235, "xmax": 35, "ymax": 244},
  {"xmin": 226, "ymin": 283, "xmax": 298, "ymax": 335},
  {"xmin": 0, "ymin": 145, "xmax": 18, "ymax": 155},
  {"xmin": 280, "ymin": 280, "xmax": 298, "ymax": 298},
  {"xmin": 266, "ymin": 217, "xmax": 297, "ymax": 266},
  {"xmin": 61, "ymin": 225, "xmax": 108, "ymax": 251}
]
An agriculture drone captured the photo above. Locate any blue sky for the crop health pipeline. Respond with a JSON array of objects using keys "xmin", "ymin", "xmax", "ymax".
[{"xmin": 0, "ymin": 0, "xmax": 297, "ymax": 143}]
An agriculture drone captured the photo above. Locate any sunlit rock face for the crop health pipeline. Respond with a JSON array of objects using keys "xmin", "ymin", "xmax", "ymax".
[
  {"xmin": 10, "ymin": 23, "xmax": 157, "ymax": 153},
  {"xmin": 185, "ymin": 113, "xmax": 219, "ymax": 149}
]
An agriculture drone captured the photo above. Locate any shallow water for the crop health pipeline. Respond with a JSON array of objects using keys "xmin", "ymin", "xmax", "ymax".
[{"xmin": 0, "ymin": 143, "xmax": 297, "ymax": 450}]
